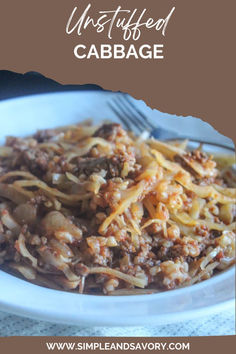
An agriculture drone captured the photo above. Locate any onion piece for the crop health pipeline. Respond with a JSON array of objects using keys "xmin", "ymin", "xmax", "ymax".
[
  {"xmin": 0, "ymin": 171, "xmax": 36, "ymax": 183},
  {"xmin": 49, "ymin": 239, "xmax": 74, "ymax": 258},
  {"xmin": 42, "ymin": 211, "xmax": 82, "ymax": 241},
  {"xmin": 13, "ymin": 203, "xmax": 37, "ymax": 225},
  {"xmin": 89, "ymin": 267, "xmax": 148, "ymax": 288},
  {"xmin": 99, "ymin": 180, "xmax": 147, "ymax": 233},
  {"xmin": 53, "ymin": 276, "xmax": 81, "ymax": 290},
  {"xmin": 16, "ymin": 233, "xmax": 38, "ymax": 268},
  {"xmin": 0, "ymin": 183, "xmax": 29, "ymax": 204},
  {"xmin": 66, "ymin": 172, "xmax": 80, "ymax": 184},
  {"xmin": 9, "ymin": 262, "xmax": 36, "ymax": 280},
  {"xmin": 37, "ymin": 247, "xmax": 79, "ymax": 281},
  {"xmin": 200, "ymin": 246, "xmax": 221, "ymax": 269},
  {"xmin": 51, "ymin": 173, "xmax": 66, "ymax": 185},
  {"xmin": 217, "ymin": 257, "xmax": 235, "ymax": 270},
  {"xmin": 13, "ymin": 179, "xmax": 92, "ymax": 203},
  {"xmin": 1, "ymin": 209, "xmax": 21, "ymax": 234},
  {"xmin": 65, "ymin": 137, "xmax": 111, "ymax": 162},
  {"xmin": 185, "ymin": 261, "xmax": 219, "ymax": 286},
  {"xmin": 141, "ymin": 218, "xmax": 164, "ymax": 230}
]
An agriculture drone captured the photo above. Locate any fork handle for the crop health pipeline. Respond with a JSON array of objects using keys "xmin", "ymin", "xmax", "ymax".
[{"xmin": 150, "ymin": 127, "xmax": 181, "ymax": 140}]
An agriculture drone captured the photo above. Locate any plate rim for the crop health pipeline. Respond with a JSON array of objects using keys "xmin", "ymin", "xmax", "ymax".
[{"xmin": 0, "ymin": 90, "xmax": 235, "ymax": 326}]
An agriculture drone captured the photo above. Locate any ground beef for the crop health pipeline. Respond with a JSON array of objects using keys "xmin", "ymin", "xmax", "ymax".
[
  {"xmin": 93, "ymin": 123, "xmax": 124, "ymax": 142},
  {"xmin": 29, "ymin": 195, "xmax": 48, "ymax": 206},
  {"xmin": 5, "ymin": 137, "xmax": 23, "ymax": 148},
  {"xmin": 195, "ymin": 225, "xmax": 209, "ymax": 237},
  {"xmin": 209, "ymin": 230, "xmax": 222, "ymax": 239},
  {"xmin": 76, "ymin": 156, "xmax": 123, "ymax": 178},
  {"xmin": 175, "ymin": 150, "xmax": 217, "ymax": 180},
  {"xmin": 165, "ymin": 245, "xmax": 184, "ymax": 260},
  {"xmin": 174, "ymin": 155, "xmax": 198, "ymax": 177},
  {"xmin": 33, "ymin": 129, "xmax": 59, "ymax": 143},
  {"xmin": 23, "ymin": 149, "xmax": 49, "ymax": 174},
  {"xmin": 194, "ymin": 176, "xmax": 216, "ymax": 186},
  {"xmin": 6, "ymin": 137, "xmax": 35, "ymax": 151},
  {"xmin": 184, "ymin": 150, "xmax": 210, "ymax": 164}
]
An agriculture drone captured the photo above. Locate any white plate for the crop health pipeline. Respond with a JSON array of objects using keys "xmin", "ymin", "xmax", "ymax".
[{"xmin": 0, "ymin": 91, "xmax": 235, "ymax": 326}]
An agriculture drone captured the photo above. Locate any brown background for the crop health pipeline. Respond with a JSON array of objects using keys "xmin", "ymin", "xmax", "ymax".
[
  {"xmin": 0, "ymin": 0, "xmax": 235, "ymax": 143},
  {"xmin": 0, "ymin": 1, "xmax": 235, "ymax": 349}
]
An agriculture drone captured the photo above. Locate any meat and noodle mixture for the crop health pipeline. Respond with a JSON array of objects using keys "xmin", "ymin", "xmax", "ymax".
[{"xmin": 0, "ymin": 122, "xmax": 235, "ymax": 295}]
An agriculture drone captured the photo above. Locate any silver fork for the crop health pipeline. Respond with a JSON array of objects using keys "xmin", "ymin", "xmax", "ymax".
[
  {"xmin": 108, "ymin": 94, "xmax": 184, "ymax": 140},
  {"xmin": 108, "ymin": 94, "xmax": 235, "ymax": 151}
]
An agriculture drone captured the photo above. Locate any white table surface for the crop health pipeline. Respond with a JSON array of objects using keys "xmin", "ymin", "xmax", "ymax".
[{"xmin": 0, "ymin": 308, "xmax": 235, "ymax": 337}]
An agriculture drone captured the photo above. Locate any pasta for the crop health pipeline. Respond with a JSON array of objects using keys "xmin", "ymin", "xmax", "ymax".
[{"xmin": 0, "ymin": 121, "xmax": 235, "ymax": 295}]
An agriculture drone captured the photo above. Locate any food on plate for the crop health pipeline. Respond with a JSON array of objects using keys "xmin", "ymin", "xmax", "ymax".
[{"xmin": 0, "ymin": 121, "xmax": 235, "ymax": 295}]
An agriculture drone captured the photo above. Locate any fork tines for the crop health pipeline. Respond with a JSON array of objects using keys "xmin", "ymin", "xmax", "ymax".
[{"xmin": 108, "ymin": 94, "xmax": 155, "ymax": 133}]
